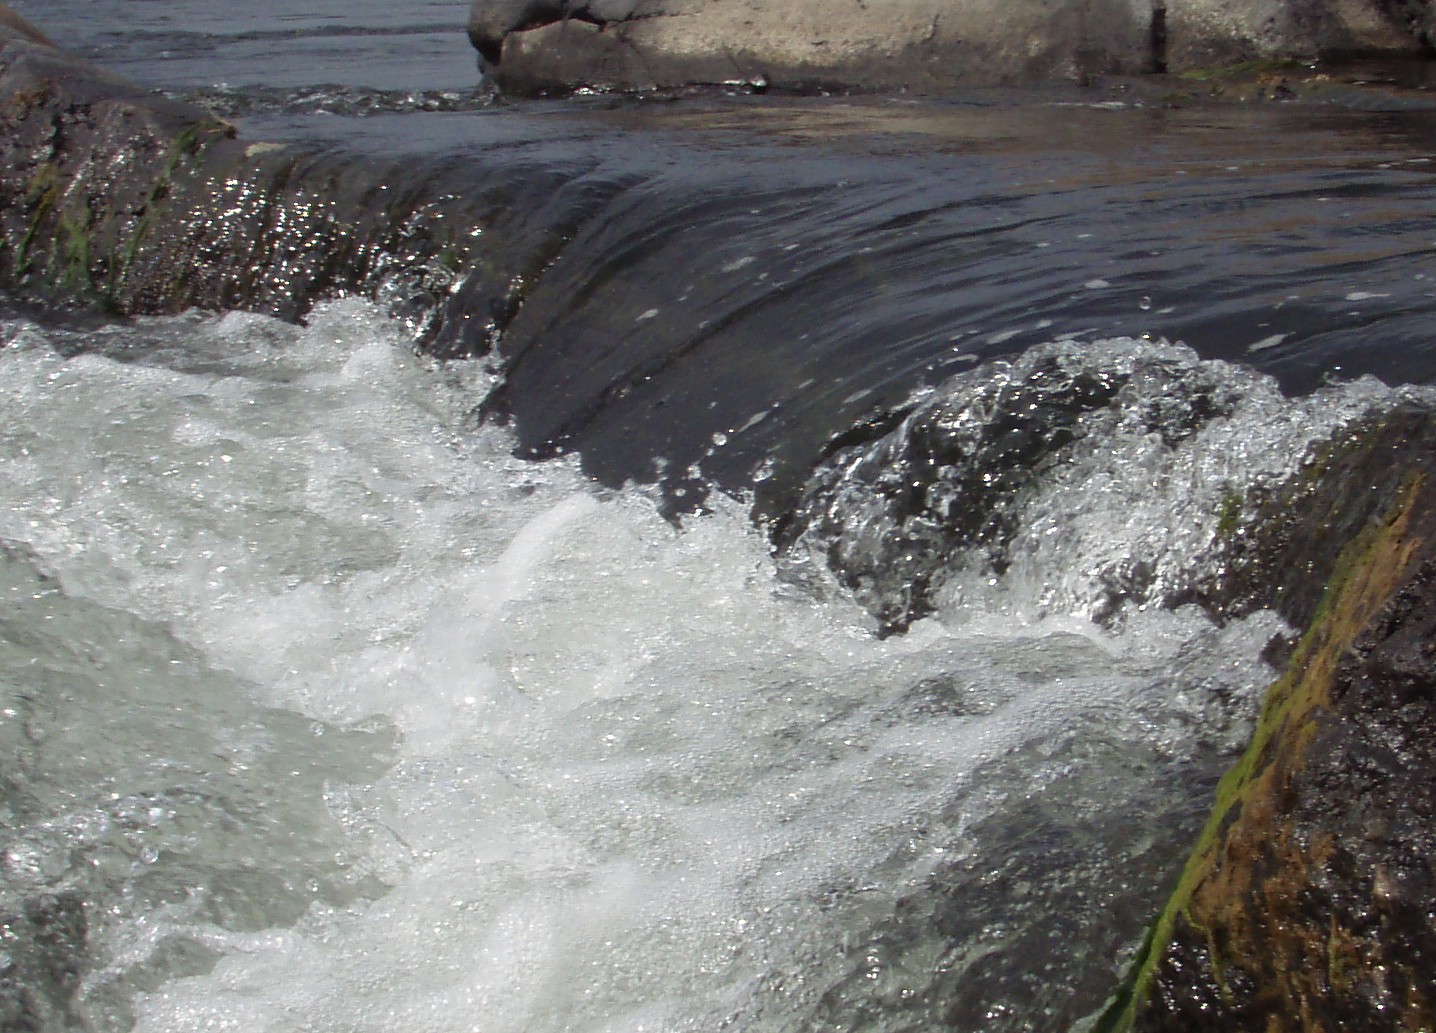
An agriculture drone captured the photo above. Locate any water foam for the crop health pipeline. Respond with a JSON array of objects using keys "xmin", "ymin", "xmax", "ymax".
[
  {"xmin": 787, "ymin": 338, "xmax": 1393, "ymax": 631},
  {"xmin": 0, "ymin": 304, "xmax": 1295, "ymax": 1031}
]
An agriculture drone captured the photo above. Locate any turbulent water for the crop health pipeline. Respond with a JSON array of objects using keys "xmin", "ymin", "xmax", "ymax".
[
  {"xmin": 6, "ymin": 1, "xmax": 1436, "ymax": 1029},
  {"xmin": 0, "ymin": 302, "xmax": 1406, "ymax": 1032}
]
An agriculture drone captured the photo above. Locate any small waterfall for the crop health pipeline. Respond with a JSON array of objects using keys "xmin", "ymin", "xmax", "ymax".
[
  {"xmin": 5, "ymin": 7, "xmax": 1436, "ymax": 1026},
  {"xmin": 1, "ymin": 303, "xmax": 1423, "ymax": 1032},
  {"xmin": 781, "ymin": 338, "xmax": 1394, "ymax": 632}
]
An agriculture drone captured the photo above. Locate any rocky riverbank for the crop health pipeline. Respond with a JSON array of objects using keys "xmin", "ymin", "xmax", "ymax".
[
  {"xmin": 468, "ymin": 0, "xmax": 1435, "ymax": 95},
  {"xmin": 1101, "ymin": 406, "xmax": 1436, "ymax": 1031}
]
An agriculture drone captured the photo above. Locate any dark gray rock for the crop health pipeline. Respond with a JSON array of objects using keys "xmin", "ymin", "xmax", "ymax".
[
  {"xmin": 467, "ymin": 0, "xmax": 567, "ymax": 63},
  {"xmin": 0, "ymin": 893, "xmax": 88, "ymax": 1033}
]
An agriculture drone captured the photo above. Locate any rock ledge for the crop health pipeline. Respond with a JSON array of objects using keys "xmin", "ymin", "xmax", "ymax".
[{"xmin": 468, "ymin": 0, "xmax": 1435, "ymax": 95}]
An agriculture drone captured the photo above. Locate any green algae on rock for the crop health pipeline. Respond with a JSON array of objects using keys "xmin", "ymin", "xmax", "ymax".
[{"xmin": 1101, "ymin": 411, "xmax": 1436, "ymax": 1032}]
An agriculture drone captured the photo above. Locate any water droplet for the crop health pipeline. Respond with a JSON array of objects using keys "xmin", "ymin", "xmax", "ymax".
[{"xmin": 1139, "ymin": 296, "xmax": 1152, "ymax": 311}]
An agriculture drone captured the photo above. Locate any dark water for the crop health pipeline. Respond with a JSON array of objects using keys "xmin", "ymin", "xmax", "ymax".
[
  {"xmin": 457, "ymin": 96, "xmax": 1436, "ymax": 519},
  {"xmin": 252, "ymin": 93, "xmax": 1436, "ymax": 522},
  {"xmin": 12, "ymin": 0, "xmax": 1436, "ymax": 514}
]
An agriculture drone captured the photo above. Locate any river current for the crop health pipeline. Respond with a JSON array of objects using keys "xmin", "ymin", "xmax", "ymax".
[
  {"xmin": 3, "ymin": 3, "xmax": 1436, "ymax": 1032},
  {"xmin": 2, "ymin": 301, "xmax": 1376, "ymax": 1033}
]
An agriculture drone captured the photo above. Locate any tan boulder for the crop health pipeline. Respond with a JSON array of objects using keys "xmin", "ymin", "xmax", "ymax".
[{"xmin": 468, "ymin": 0, "xmax": 1434, "ymax": 94}]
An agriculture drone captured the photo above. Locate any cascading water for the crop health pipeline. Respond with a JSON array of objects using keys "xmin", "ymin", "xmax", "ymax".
[
  {"xmin": 0, "ymin": 302, "xmax": 1411, "ymax": 1032},
  {"xmin": 782, "ymin": 338, "xmax": 1393, "ymax": 632},
  {"xmin": 6, "ymin": 2, "xmax": 1436, "ymax": 1026}
]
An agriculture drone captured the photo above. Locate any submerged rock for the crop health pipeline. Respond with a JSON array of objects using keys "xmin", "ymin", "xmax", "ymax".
[
  {"xmin": 0, "ymin": 892, "xmax": 88, "ymax": 1033},
  {"xmin": 468, "ymin": 0, "xmax": 1434, "ymax": 96},
  {"xmin": 1100, "ymin": 411, "xmax": 1436, "ymax": 1032},
  {"xmin": 780, "ymin": 339, "xmax": 1394, "ymax": 634}
]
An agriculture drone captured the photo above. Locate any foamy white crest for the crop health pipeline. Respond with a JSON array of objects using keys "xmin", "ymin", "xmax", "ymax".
[
  {"xmin": 939, "ymin": 345, "xmax": 1392, "ymax": 622},
  {"xmin": 0, "ymin": 303, "xmax": 1287, "ymax": 1033}
]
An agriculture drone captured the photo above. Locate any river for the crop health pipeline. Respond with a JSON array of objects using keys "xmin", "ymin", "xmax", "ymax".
[{"xmin": 2, "ymin": 3, "xmax": 1434, "ymax": 1031}]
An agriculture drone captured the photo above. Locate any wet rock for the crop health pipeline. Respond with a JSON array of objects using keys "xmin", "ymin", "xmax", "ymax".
[
  {"xmin": 778, "ymin": 340, "xmax": 1358, "ymax": 635},
  {"xmin": 782, "ymin": 343, "xmax": 1138, "ymax": 632},
  {"xmin": 0, "ymin": 892, "xmax": 88, "ymax": 1033},
  {"xmin": 0, "ymin": 11, "xmax": 523, "ymax": 357},
  {"xmin": 1100, "ymin": 411, "xmax": 1436, "ymax": 1032},
  {"xmin": 1186, "ymin": 402, "xmax": 1436, "ymax": 633},
  {"xmin": 468, "ymin": 0, "xmax": 1434, "ymax": 96}
]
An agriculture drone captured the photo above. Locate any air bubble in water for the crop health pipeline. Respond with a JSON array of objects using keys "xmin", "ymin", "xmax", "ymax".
[{"xmin": 1139, "ymin": 296, "xmax": 1152, "ymax": 311}]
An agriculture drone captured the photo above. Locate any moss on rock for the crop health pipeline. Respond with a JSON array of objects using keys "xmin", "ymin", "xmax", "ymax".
[
  {"xmin": 0, "ymin": 23, "xmax": 515, "ymax": 357},
  {"xmin": 1101, "ymin": 415, "xmax": 1436, "ymax": 1032}
]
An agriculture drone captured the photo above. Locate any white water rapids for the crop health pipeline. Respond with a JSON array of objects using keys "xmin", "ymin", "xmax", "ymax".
[{"xmin": 0, "ymin": 302, "xmax": 1388, "ymax": 1031}]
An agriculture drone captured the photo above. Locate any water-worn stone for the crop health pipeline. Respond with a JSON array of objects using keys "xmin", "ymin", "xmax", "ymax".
[
  {"xmin": 472, "ymin": 0, "xmax": 1158, "ymax": 94},
  {"xmin": 0, "ymin": 7, "xmax": 527, "ymax": 357},
  {"xmin": 1100, "ymin": 411, "xmax": 1436, "ymax": 1032},
  {"xmin": 468, "ymin": 0, "xmax": 1435, "ymax": 95},
  {"xmin": 0, "ymin": 892, "xmax": 88, "ymax": 1033}
]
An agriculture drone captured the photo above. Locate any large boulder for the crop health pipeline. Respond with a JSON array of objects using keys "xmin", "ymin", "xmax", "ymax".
[
  {"xmin": 468, "ymin": 0, "xmax": 1435, "ymax": 95},
  {"xmin": 470, "ymin": 0, "xmax": 1158, "ymax": 93}
]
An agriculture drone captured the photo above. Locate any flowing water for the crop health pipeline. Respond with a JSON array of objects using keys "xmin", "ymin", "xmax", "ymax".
[
  {"xmin": 4, "ymin": 3, "xmax": 1436, "ymax": 1031},
  {"xmin": 0, "ymin": 303, "xmax": 1392, "ymax": 1033}
]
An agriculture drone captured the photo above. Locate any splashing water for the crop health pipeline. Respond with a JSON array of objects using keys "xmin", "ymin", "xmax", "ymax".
[{"xmin": 0, "ymin": 302, "xmax": 1379, "ymax": 1032}]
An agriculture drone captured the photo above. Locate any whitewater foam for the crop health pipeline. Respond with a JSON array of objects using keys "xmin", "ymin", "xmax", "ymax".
[{"xmin": 0, "ymin": 304, "xmax": 1298, "ymax": 1031}]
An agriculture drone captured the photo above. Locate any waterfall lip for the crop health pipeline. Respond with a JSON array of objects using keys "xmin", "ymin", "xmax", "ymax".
[{"xmin": 7, "ymin": 1, "xmax": 1436, "ymax": 611}]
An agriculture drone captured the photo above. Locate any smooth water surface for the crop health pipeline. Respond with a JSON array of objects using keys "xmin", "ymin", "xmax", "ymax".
[{"xmin": 7, "ymin": 0, "xmax": 480, "ymax": 94}]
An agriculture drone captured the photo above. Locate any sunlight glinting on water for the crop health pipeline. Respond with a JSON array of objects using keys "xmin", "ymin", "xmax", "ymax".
[{"xmin": 0, "ymin": 303, "xmax": 1310, "ymax": 1031}]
